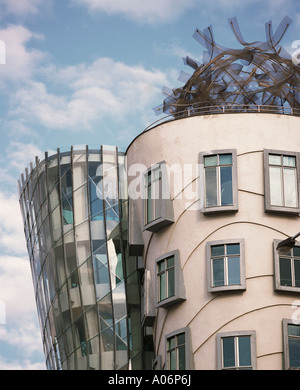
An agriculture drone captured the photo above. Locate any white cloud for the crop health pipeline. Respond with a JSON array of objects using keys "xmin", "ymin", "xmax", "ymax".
[
  {"xmin": 72, "ymin": 0, "xmax": 196, "ymax": 24},
  {"xmin": 10, "ymin": 58, "xmax": 171, "ymax": 132},
  {"xmin": 0, "ymin": 255, "xmax": 35, "ymax": 321},
  {"xmin": 0, "ymin": 356, "xmax": 45, "ymax": 370},
  {"xmin": 0, "ymin": 193, "xmax": 27, "ymax": 256},
  {"xmin": 0, "ymin": 0, "xmax": 44, "ymax": 17},
  {"xmin": 0, "ymin": 24, "xmax": 45, "ymax": 83}
]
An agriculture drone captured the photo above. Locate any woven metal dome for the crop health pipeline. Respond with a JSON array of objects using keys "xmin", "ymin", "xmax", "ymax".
[{"xmin": 154, "ymin": 16, "xmax": 300, "ymax": 118}]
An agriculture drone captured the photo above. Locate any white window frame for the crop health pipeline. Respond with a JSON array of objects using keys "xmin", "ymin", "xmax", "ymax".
[
  {"xmin": 282, "ymin": 318, "xmax": 300, "ymax": 370},
  {"xmin": 274, "ymin": 240, "xmax": 300, "ymax": 293},
  {"xmin": 217, "ymin": 331, "xmax": 257, "ymax": 370},
  {"xmin": 199, "ymin": 149, "xmax": 238, "ymax": 214},
  {"xmin": 264, "ymin": 149, "xmax": 300, "ymax": 215},
  {"xmin": 206, "ymin": 239, "xmax": 246, "ymax": 293}
]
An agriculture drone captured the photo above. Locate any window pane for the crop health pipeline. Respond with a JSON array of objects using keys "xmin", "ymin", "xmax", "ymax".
[
  {"xmin": 238, "ymin": 336, "xmax": 251, "ymax": 367},
  {"xmin": 167, "ymin": 256, "xmax": 174, "ymax": 268},
  {"xmin": 169, "ymin": 349, "xmax": 176, "ymax": 370},
  {"xmin": 293, "ymin": 247, "xmax": 300, "ymax": 257},
  {"xmin": 211, "ymin": 245, "xmax": 224, "ymax": 257},
  {"xmin": 212, "ymin": 258, "xmax": 224, "ymax": 287},
  {"xmin": 283, "ymin": 156, "xmax": 296, "ymax": 167},
  {"xmin": 279, "ymin": 258, "xmax": 292, "ymax": 286},
  {"xmin": 178, "ymin": 345, "xmax": 186, "ymax": 370},
  {"xmin": 205, "ymin": 167, "xmax": 217, "ymax": 207},
  {"xmin": 227, "ymin": 243, "xmax": 240, "ymax": 255},
  {"xmin": 158, "ymin": 260, "xmax": 165, "ymax": 273},
  {"xmin": 223, "ymin": 337, "xmax": 235, "ymax": 368},
  {"xmin": 168, "ymin": 336, "xmax": 176, "ymax": 349},
  {"xmin": 283, "ymin": 168, "xmax": 297, "ymax": 207},
  {"xmin": 219, "ymin": 154, "xmax": 232, "ymax": 165},
  {"xmin": 269, "ymin": 154, "xmax": 281, "ymax": 165},
  {"xmin": 159, "ymin": 273, "xmax": 166, "ymax": 301},
  {"xmin": 228, "ymin": 257, "xmax": 240, "ymax": 285},
  {"xmin": 204, "ymin": 155, "xmax": 217, "ymax": 167},
  {"xmin": 288, "ymin": 324, "xmax": 300, "ymax": 337},
  {"xmin": 177, "ymin": 333, "xmax": 185, "ymax": 345},
  {"xmin": 167, "ymin": 268, "xmax": 175, "ymax": 297},
  {"xmin": 220, "ymin": 166, "xmax": 233, "ymax": 206},
  {"xmin": 295, "ymin": 259, "xmax": 300, "ymax": 287},
  {"xmin": 269, "ymin": 166, "xmax": 283, "ymax": 206},
  {"xmin": 147, "ymin": 187, "xmax": 153, "ymax": 224},
  {"xmin": 289, "ymin": 339, "xmax": 300, "ymax": 368}
]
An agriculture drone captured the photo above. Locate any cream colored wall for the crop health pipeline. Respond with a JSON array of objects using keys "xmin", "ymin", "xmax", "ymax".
[{"xmin": 126, "ymin": 113, "xmax": 300, "ymax": 370}]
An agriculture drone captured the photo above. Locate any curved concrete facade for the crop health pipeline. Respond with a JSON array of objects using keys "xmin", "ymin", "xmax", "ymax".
[{"xmin": 126, "ymin": 113, "xmax": 300, "ymax": 370}]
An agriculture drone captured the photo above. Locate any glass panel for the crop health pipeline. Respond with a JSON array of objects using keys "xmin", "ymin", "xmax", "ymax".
[
  {"xmin": 146, "ymin": 186, "xmax": 153, "ymax": 224},
  {"xmin": 158, "ymin": 260, "xmax": 165, "ymax": 273},
  {"xmin": 167, "ymin": 256, "xmax": 174, "ymax": 268},
  {"xmin": 167, "ymin": 267, "xmax": 175, "ymax": 297},
  {"xmin": 212, "ymin": 258, "xmax": 224, "ymax": 287},
  {"xmin": 61, "ymin": 166, "xmax": 73, "ymax": 225},
  {"xmin": 283, "ymin": 168, "xmax": 297, "ymax": 207},
  {"xmin": 89, "ymin": 161, "xmax": 104, "ymax": 221},
  {"xmin": 238, "ymin": 336, "xmax": 251, "ymax": 367},
  {"xmin": 204, "ymin": 155, "xmax": 217, "ymax": 167},
  {"xmin": 269, "ymin": 154, "xmax": 281, "ymax": 165},
  {"xmin": 228, "ymin": 257, "xmax": 240, "ymax": 285},
  {"xmin": 219, "ymin": 154, "xmax": 232, "ymax": 165},
  {"xmin": 223, "ymin": 337, "xmax": 235, "ymax": 368},
  {"xmin": 283, "ymin": 155, "xmax": 296, "ymax": 167},
  {"xmin": 220, "ymin": 166, "xmax": 233, "ymax": 206},
  {"xmin": 169, "ymin": 349, "xmax": 176, "ymax": 370},
  {"xmin": 295, "ymin": 259, "xmax": 300, "ymax": 287},
  {"xmin": 211, "ymin": 245, "xmax": 225, "ymax": 257},
  {"xmin": 177, "ymin": 333, "xmax": 185, "ymax": 345},
  {"xmin": 227, "ymin": 243, "xmax": 240, "ymax": 255},
  {"xmin": 269, "ymin": 166, "xmax": 283, "ymax": 206},
  {"xmin": 293, "ymin": 247, "xmax": 300, "ymax": 257},
  {"xmin": 205, "ymin": 167, "xmax": 217, "ymax": 207},
  {"xmin": 279, "ymin": 257, "xmax": 292, "ymax": 286},
  {"xmin": 289, "ymin": 339, "xmax": 300, "ymax": 367},
  {"xmin": 178, "ymin": 345, "xmax": 186, "ymax": 370},
  {"xmin": 288, "ymin": 324, "xmax": 300, "ymax": 337},
  {"xmin": 159, "ymin": 272, "xmax": 166, "ymax": 301},
  {"xmin": 168, "ymin": 336, "xmax": 176, "ymax": 350}
]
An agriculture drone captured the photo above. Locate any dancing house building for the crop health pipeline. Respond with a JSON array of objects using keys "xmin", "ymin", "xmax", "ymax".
[{"xmin": 19, "ymin": 17, "xmax": 300, "ymax": 370}]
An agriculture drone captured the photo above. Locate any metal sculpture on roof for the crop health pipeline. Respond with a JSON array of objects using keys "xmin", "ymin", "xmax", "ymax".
[{"xmin": 154, "ymin": 16, "xmax": 300, "ymax": 117}]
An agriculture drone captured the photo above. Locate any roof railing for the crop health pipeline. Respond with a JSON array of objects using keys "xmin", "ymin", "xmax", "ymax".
[{"xmin": 144, "ymin": 104, "xmax": 300, "ymax": 132}]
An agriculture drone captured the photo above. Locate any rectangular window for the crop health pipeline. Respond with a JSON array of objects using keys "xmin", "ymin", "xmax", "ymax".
[
  {"xmin": 145, "ymin": 167, "xmax": 162, "ymax": 225},
  {"xmin": 199, "ymin": 150, "xmax": 238, "ymax": 214},
  {"xmin": 143, "ymin": 162, "xmax": 174, "ymax": 233},
  {"xmin": 206, "ymin": 239, "xmax": 245, "ymax": 293},
  {"xmin": 204, "ymin": 153, "xmax": 233, "ymax": 207},
  {"xmin": 274, "ymin": 241, "xmax": 300, "ymax": 292},
  {"xmin": 157, "ymin": 255, "xmax": 175, "ymax": 302},
  {"xmin": 264, "ymin": 150, "xmax": 300, "ymax": 214},
  {"xmin": 211, "ymin": 243, "xmax": 241, "ymax": 287},
  {"xmin": 155, "ymin": 250, "xmax": 185, "ymax": 309},
  {"xmin": 167, "ymin": 332, "xmax": 186, "ymax": 370},
  {"xmin": 217, "ymin": 331, "xmax": 256, "ymax": 370},
  {"xmin": 283, "ymin": 319, "xmax": 300, "ymax": 369}
]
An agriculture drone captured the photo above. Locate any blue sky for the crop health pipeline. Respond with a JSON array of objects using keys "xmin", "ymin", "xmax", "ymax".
[{"xmin": 0, "ymin": 0, "xmax": 299, "ymax": 370}]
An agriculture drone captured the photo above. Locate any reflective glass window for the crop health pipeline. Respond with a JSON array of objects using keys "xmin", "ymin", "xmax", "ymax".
[
  {"xmin": 268, "ymin": 153, "xmax": 298, "ymax": 208},
  {"xmin": 167, "ymin": 332, "xmax": 186, "ymax": 370},
  {"xmin": 204, "ymin": 153, "xmax": 233, "ymax": 207}
]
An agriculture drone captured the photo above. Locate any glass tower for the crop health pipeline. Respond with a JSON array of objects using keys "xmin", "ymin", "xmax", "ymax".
[{"xmin": 18, "ymin": 145, "xmax": 144, "ymax": 370}]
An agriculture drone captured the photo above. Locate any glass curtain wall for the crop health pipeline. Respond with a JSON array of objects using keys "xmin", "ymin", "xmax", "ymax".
[{"xmin": 18, "ymin": 146, "xmax": 143, "ymax": 370}]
